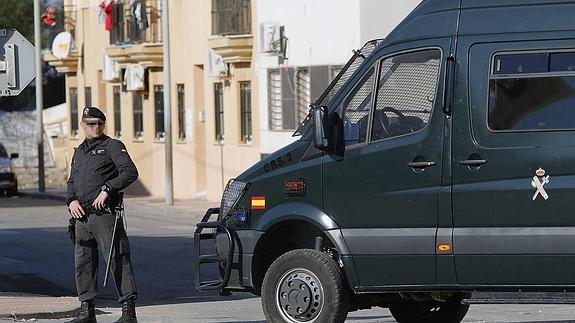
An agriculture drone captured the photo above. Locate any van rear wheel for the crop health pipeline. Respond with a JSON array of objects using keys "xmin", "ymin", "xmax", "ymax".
[
  {"xmin": 389, "ymin": 293, "xmax": 470, "ymax": 323},
  {"xmin": 261, "ymin": 249, "xmax": 349, "ymax": 323}
]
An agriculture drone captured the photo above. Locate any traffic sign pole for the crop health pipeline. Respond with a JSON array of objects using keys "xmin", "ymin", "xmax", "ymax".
[{"xmin": 34, "ymin": 0, "xmax": 45, "ymax": 192}]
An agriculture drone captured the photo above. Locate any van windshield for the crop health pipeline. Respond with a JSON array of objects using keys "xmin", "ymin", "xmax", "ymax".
[{"xmin": 293, "ymin": 39, "xmax": 384, "ymax": 137}]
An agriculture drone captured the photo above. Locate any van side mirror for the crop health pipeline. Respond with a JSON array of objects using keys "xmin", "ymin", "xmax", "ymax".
[
  {"xmin": 313, "ymin": 106, "xmax": 329, "ymax": 150},
  {"xmin": 10, "ymin": 153, "xmax": 18, "ymax": 159}
]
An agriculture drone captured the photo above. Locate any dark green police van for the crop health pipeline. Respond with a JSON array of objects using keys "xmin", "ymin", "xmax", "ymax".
[{"xmin": 195, "ymin": 0, "xmax": 575, "ymax": 321}]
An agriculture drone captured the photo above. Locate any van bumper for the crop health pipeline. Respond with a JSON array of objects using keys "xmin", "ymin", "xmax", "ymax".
[
  {"xmin": 0, "ymin": 173, "xmax": 16, "ymax": 189},
  {"xmin": 194, "ymin": 207, "xmax": 262, "ymax": 294}
]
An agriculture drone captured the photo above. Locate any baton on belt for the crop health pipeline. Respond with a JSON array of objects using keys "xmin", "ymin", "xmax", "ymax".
[{"xmin": 103, "ymin": 192, "xmax": 124, "ymax": 287}]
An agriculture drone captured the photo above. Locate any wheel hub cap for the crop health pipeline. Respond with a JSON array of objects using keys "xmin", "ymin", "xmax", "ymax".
[{"xmin": 277, "ymin": 270, "xmax": 322, "ymax": 321}]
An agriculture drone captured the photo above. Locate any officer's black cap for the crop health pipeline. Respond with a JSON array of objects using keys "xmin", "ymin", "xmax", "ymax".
[{"xmin": 82, "ymin": 107, "xmax": 106, "ymax": 122}]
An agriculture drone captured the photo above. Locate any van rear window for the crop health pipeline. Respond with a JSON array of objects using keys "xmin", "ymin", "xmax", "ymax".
[
  {"xmin": 489, "ymin": 50, "xmax": 575, "ymax": 132},
  {"xmin": 488, "ymin": 76, "xmax": 575, "ymax": 131}
]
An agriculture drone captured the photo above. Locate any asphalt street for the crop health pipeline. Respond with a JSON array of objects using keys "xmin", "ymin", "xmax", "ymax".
[{"xmin": 2, "ymin": 196, "xmax": 575, "ymax": 322}]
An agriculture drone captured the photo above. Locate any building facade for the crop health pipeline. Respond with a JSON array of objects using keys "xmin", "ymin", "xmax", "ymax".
[
  {"xmin": 45, "ymin": 0, "xmax": 259, "ymax": 200},
  {"xmin": 255, "ymin": 0, "xmax": 422, "ymax": 155},
  {"xmin": 44, "ymin": 0, "xmax": 422, "ymax": 200}
]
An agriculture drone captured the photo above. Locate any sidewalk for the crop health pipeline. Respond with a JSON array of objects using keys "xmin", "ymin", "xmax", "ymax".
[
  {"xmin": 0, "ymin": 293, "xmax": 79, "ymax": 320},
  {"xmin": 2, "ymin": 191, "xmax": 219, "ymax": 320}
]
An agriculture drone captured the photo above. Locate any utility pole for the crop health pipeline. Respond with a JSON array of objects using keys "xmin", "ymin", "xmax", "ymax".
[
  {"xmin": 33, "ymin": 0, "xmax": 45, "ymax": 192},
  {"xmin": 163, "ymin": 0, "xmax": 174, "ymax": 205}
]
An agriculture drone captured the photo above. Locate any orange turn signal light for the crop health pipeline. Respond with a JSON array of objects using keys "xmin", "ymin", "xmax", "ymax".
[{"xmin": 437, "ymin": 244, "xmax": 452, "ymax": 252}]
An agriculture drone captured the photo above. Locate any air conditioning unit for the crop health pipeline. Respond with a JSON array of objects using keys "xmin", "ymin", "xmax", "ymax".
[
  {"xmin": 208, "ymin": 49, "xmax": 228, "ymax": 78},
  {"xmin": 260, "ymin": 22, "xmax": 283, "ymax": 54}
]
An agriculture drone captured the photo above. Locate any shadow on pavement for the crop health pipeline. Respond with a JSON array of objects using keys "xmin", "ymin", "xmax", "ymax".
[
  {"xmin": 0, "ymin": 226, "xmax": 256, "ymax": 308},
  {"xmin": 0, "ymin": 195, "xmax": 64, "ymax": 207}
]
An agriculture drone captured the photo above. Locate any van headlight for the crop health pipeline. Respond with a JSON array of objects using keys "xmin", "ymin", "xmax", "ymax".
[
  {"xmin": 220, "ymin": 179, "xmax": 248, "ymax": 218},
  {"xmin": 0, "ymin": 166, "xmax": 11, "ymax": 173}
]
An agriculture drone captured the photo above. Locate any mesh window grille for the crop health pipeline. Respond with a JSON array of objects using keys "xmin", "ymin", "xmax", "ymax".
[
  {"xmin": 113, "ymin": 86, "xmax": 121, "ymax": 138},
  {"xmin": 317, "ymin": 39, "xmax": 383, "ymax": 108},
  {"xmin": 372, "ymin": 49, "xmax": 441, "ymax": 141},
  {"xmin": 342, "ymin": 68, "xmax": 375, "ymax": 146}
]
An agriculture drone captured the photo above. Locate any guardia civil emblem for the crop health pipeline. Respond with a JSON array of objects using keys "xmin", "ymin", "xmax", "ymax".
[{"xmin": 531, "ymin": 167, "xmax": 549, "ymax": 200}]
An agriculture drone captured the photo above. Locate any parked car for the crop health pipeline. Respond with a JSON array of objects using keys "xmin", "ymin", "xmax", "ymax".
[
  {"xmin": 0, "ymin": 143, "xmax": 18, "ymax": 196},
  {"xmin": 196, "ymin": 0, "xmax": 575, "ymax": 322}
]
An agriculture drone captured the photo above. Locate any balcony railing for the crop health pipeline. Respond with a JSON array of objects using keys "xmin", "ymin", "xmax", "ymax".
[
  {"xmin": 42, "ymin": 4, "xmax": 77, "ymax": 50},
  {"xmin": 211, "ymin": 0, "xmax": 251, "ymax": 36},
  {"xmin": 110, "ymin": 0, "xmax": 162, "ymax": 45}
]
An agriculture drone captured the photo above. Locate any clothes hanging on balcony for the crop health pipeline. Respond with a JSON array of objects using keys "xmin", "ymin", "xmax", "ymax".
[
  {"xmin": 103, "ymin": 54, "xmax": 120, "ymax": 81},
  {"xmin": 124, "ymin": 64, "xmax": 145, "ymax": 91},
  {"xmin": 42, "ymin": 7, "xmax": 57, "ymax": 27},
  {"xmin": 130, "ymin": 0, "xmax": 149, "ymax": 31},
  {"xmin": 99, "ymin": 0, "xmax": 114, "ymax": 31}
]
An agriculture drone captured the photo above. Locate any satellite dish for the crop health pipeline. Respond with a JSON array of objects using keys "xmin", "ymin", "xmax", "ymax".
[{"xmin": 52, "ymin": 32, "xmax": 72, "ymax": 59}]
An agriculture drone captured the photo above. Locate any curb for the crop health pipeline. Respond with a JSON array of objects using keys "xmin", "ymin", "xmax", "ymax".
[{"xmin": 0, "ymin": 308, "xmax": 79, "ymax": 321}]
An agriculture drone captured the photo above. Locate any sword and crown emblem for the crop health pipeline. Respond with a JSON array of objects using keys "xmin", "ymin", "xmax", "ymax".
[{"xmin": 531, "ymin": 167, "xmax": 550, "ymax": 200}]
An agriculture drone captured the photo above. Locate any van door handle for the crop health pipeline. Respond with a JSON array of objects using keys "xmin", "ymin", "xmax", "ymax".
[
  {"xmin": 457, "ymin": 159, "xmax": 487, "ymax": 167},
  {"xmin": 407, "ymin": 161, "xmax": 437, "ymax": 169}
]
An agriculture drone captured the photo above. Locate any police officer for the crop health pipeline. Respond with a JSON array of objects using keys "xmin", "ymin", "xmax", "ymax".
[{"xmin": 66, "ymin": 107, "xmax": 139, "ymax": 323}]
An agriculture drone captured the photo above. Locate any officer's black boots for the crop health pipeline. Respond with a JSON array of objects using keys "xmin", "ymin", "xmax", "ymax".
[
  {"xmin": 67, "ymin": 300, "xmax": 96, "ymax": 323},
  {"xmin": 113, "ymin": 299, "xmax": 137, "ymax": 323}
]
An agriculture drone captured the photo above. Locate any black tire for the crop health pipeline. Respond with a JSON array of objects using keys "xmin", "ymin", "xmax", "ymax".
[
  {"xmin": 261, "ymin": 248, "xmax": 350, "ymax": 323},
  {"xmin": 389, "ymin": 293, "xmax": 470, "ymax": 323},
  {"xmin": 6, "ymin": 183, "xmax": 17, "ymax": 197}
]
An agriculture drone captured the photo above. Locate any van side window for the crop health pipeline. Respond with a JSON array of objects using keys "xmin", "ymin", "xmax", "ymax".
[
  {"xmin": 371, "ymin": 49, "xmax": 441, "ymax": 141},
  {"xmin": 0, "ymin": 145, "xmax": 7, "ymax": 158},
  {"xmin": 489, "ymin": 52, "xmax": 575, "ymax": 131},
  {"xmin": 342, "ymin": 67, "xmax": 375, "ymax": 146}
]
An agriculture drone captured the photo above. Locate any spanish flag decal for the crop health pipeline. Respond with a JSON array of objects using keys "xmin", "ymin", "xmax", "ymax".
[{"xmin": 251, "ymin": 196, "xmax": 266, "ymax": 210}]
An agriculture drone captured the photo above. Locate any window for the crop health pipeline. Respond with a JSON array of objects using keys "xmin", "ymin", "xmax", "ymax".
[
  {"xmin": 240, "ymin": 82, "xmax": 252, "ymax": 143},
  {"xmin": 295, "ymin": 68, "xmax": 310, "ymax": 125},
  {"xmin": 211, "ymin": 0, "xmax": 251, "ymax": 35},
  {"xmin": 268, "ymin": 70, "xmax": 282, "ymax": 130},
  {"xmin": 342, "ymin": 67, "xmax": 375, "ymax": 146},
  {"xmin": 177, "ymin": 84, "xmax": 186, "ymax": 140},
  {"xmin": 371, "ymin": 49, "xmax": 441, "ymax": 141},
  {"xmin": 85, "ymin": 87, "xmax": 91, "ymax": 107},
  {"xmin": 113, "ymin": 86, "xmax": 121, "ymax": 138},
  {"xmin": 489, "ymin": 51, "xmax": 575, "ymax": 131},
  {"xmin": 70, "ymin": 87, "xmax": 78, "ymax": 136},
  {"xmin": 214, "ymin": 83, "xmax": 224, "ymax": 141},
  {"xmin": 154, "ymin": 85, "xmax": 165, "ymax": 139},
  {"xmin": 133, "ymin": 92, "xmax": 143, "ymax": 139}
]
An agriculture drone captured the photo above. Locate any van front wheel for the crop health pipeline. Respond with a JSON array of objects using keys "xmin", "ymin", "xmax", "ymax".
[
  {"xmin": 261, "ymin": 249, "xmax": 349, "ymax": 323},
  {"xmin": 389, "ymin": 293, "xmax": 470, "ymax": 323}
]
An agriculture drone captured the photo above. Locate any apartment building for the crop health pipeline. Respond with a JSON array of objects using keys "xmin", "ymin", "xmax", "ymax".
[
  {"xmin": 44, "ymin": 0, "xmax": 259, "ymax": 200},
  {"xmin": 256, "ymin": 0, "xmax": 422, "ymax": 155}
]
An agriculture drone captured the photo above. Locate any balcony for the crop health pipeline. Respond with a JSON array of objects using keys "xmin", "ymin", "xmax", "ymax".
[
  {"xmin": 105, "ymin": 0, "xmax": 163, "ymax": 67},
  {"xmin": 42, "ymin": 4, "xmax": 79, "ymax": 73},
  {"xmin": 42, "ymin": 4, "xmax": 77, "ymax": 50},
  {"xmin": 209, "ymin": 0, "xmax": 252, "ymax": 64}
]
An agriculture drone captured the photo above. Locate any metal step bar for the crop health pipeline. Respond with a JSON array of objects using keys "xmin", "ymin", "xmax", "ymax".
[
  {"xmin": 194, "ymin": 207, "xmax": 235, "ymax": 291},
  {"xmin": 463, "ymin": 292, "xmax": 575, "ymax": 304}
]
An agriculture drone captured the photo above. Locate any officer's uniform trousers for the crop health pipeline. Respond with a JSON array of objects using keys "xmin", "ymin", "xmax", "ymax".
[{"xmin": 75, "ymin": 209, "xmax": 137, "ymax": 303}]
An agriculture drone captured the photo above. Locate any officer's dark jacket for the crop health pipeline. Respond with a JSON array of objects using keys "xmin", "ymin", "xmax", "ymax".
[{"xmin": 66, "ymin": 135, "xmax": 138, "ymax": 206}]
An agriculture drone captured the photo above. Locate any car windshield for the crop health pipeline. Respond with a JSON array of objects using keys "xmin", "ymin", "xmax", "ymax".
[
  {"xmin": 292, "ymin": 39, "xmax": 384, "ymax": 137},
  {"xmin": 0, "ymin": 144, "xmax": 7, "ymax": 158}
]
